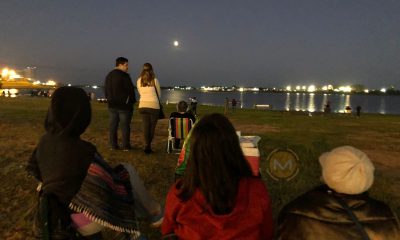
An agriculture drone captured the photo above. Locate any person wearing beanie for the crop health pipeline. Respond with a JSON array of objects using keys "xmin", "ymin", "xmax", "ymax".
[{"xmin": 277, "ymin": 146, "xmax": 400, "ymax": 240}]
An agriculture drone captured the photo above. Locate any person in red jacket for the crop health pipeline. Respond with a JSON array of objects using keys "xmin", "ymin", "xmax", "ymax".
[{"xmin": 162, "ymin": 113, "xmax": 273, "ymax": 239}]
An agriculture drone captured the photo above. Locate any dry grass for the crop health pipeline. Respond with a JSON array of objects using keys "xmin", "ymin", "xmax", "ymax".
[{"xmin": 1, "ymin": 97, "xmax": 400, "ymax": 239}]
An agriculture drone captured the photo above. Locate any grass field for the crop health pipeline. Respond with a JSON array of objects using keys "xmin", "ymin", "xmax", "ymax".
[{"xmin": 1, "ymin": 96, "xmax": 400, "ymax": 239}]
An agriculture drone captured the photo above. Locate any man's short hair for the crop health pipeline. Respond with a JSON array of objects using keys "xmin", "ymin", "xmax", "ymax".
[
  {"xmin": 177, "ymin": 101, "xmax": 188, "ymax": 112},
  {"xmin": 116, "ymin": 57, "xmax": 128, "ymax": 67}
]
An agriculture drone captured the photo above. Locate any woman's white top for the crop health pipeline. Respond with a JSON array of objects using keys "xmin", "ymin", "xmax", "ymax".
[{"xmin": 137, "ymin": 78, "xmax": 161, "ymax": 109}]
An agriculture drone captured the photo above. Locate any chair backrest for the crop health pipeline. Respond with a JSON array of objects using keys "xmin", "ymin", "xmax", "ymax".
[{"xmin": 170, "ymin": 117, "xmax": 193, "ymax": 140}]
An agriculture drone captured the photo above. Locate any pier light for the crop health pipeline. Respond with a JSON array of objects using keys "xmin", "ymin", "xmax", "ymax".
[
  {"xmin": 295, "ymin": 86, "xmax": 301, "ymax": 91},
  {"xmin": 286, "ymin": 86, "xmax": 292, "ymax": 91},
  {"xmin": 239, "ymin": 87, "xmax": 244, "ymax": 92},
  {"xmin": 380, "ymin": 88, "xmax": 386, "ymax": 93}
]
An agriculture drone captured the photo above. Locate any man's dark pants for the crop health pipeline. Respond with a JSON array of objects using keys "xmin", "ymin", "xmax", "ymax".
[{"xmin": 108, "ymin": 108, "xmax": 133, "ymax": 149}]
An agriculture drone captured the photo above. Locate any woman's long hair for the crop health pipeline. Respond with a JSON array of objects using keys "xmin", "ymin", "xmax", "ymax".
[
  {"xmin": 139, "ymin": 62, "xmax": 155, "ymax": 87},
  {"xmin": 178, "ymin": 113, "xmax": 253, "ymax": 215}
]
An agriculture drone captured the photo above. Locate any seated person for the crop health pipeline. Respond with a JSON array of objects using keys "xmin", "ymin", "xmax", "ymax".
[
  {"xmin": 162, "ymin": 113, "xmax": 274, "ymax": 239},
  {"xmin": 169, "ymin": 101, "xmax": 196, "ymax": 148},
  {"xmin": 26, "ymin": 87, "xmax": 163, "ymax": 239},
  {"xmin": 277, "ymin": 146, "xmax": 400, "ymax": 240}
]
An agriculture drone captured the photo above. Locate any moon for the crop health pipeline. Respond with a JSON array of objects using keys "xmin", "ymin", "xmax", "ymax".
[{"xmin": 173, "ymin": 40, "xmax": 179, "ymax": 47}]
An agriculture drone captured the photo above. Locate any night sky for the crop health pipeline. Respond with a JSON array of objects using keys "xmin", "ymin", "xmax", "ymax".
[{"xmin": 1, "ymin": 0, "xmax": 399, "ymax": 88}]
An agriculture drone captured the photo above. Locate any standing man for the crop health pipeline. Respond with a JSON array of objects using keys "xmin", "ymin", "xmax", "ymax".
[
  {"xmin": 189, "ymin": 97, "xmax": 198, "ymax": 115},
  {"xmin": 105, "ymin": 57, "xmax": 136, "ymax": 151}
]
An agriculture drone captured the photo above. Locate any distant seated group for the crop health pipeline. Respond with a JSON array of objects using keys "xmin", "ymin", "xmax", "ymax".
[{"xmin": 27, "ymin": 86, "xmax": 400, "ymax": 239}]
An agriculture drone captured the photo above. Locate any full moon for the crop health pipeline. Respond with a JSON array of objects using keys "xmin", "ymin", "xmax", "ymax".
[{"xmin": 173, "ymin": 40, "xmax": 179, "ymax": 47}]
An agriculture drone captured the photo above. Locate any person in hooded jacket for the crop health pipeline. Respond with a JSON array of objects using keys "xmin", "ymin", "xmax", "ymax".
[
  {"xmin": 26, "ymin": 87, "xmax": 162, "ymax": 240},
  {"xmin": 161, "ymin": 113, "xmax": 273, "ymax": 239},
  {"xmin": 277, "ymin": 146, "xmax": 400, "ymax": 240}
]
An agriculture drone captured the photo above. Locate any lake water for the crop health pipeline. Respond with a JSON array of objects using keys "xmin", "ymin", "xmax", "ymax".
[
  {"xmin": 11, "ymin": 87, "xmax": 399, "ymax": 115},
  {"xmin": 88, "ymin": 88, "xmax": 400, "ymax": 115}
]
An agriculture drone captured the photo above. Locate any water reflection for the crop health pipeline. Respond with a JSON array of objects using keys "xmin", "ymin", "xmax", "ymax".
[
  {"xmin": 240, "ymin": 91, "xmax": 244, "ymax": 109},
  {"xmin": 321, "ymin": 94, "xmax": 328, "ymax": 112},
  {"xmin": 285, "ymin": 93, "xmax": 290, "ymax": 111},
  {"xmin": 345, "ymin": 95, "xmax": 351, "ymax": 110},
  {"xmin": 307, "ymin": 93, "xmax": 315, "ymax": 112},
  {"xmin": 165, "ymin": 90, "xmax": 185, "ymax": 104},
  {"xmin": 379, "ymin": 97, "xmax": 386, "ymax": 114},
  {"xmin": 301, "ymin": 93, "xmax": 307, "ymax": 111},
  {"xmin": 294, "ymin": 93, "xmax": 300, "ymax": 111}
]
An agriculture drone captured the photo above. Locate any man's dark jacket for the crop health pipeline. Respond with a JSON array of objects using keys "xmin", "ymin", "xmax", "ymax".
[
  {"xmin": 277, "ymin": 185, "xmax": 400, "ymax": 240},
  {"xmin": 105, "ymin": 69, "xmax": 136, "ymax": 111}
]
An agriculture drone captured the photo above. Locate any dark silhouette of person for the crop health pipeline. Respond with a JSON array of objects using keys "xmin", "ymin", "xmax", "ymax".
[
  {"xmin": 231, "ymin": 98, "xmax": 237, "ymax": 112},
  {"xmin": 104, "ymin": 57, "xmax": 136, "ymax": 151},
  {"xmin": 324, "ymin": 101, "xmax": 331, "ymax": 113},
  {"xmin": 356, "ymin": 106, "xmax": 362, "ymax": 117},
  {"xmin": 189, "ymin": 97, "xmax": 198, "ymax": 115}
]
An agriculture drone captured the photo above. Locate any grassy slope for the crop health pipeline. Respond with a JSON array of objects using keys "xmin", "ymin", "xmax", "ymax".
[{"xmin": 1, "ymin": 97, "xmax": 399, "ymax": 239}]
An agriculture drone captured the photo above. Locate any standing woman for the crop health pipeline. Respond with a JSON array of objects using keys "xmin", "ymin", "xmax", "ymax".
[{"xmin": 137, "ymin": 63, "xmax": 161, "ymax": 154}]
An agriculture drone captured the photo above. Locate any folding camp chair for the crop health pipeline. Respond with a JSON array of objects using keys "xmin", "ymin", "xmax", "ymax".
[{"xmin": 167, "ymin": 117, "xmax": 194, "ymax": 153}]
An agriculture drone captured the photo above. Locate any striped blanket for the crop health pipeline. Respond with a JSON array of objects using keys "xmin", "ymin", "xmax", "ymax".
[{"xmin": 69, "ymin": 153, "xmax": 137, "ymax": 234}]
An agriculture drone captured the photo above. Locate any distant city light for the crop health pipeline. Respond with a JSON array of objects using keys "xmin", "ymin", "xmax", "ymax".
[
  {"xmin": 295, "ymin": 86, "xmax": 301, "ymax": 91},
  {"xmin": 338, "ymin": 86, "xmax": 352, "ymax": 93},
  {"xmin": 286, "ymin": 86, "xmax": 292, "ymax": 91},
  {"xmin": 67, "ymin": 84, "xmax": 72, "ymax": 87},
  {"xmin": 322, "ymin": 86, "xmax": 328, "ymax": 91},
  {"xmin": 92, "ymin": 85, "xmax": 98, "ymax": 89},
  {"xmin": 33, "ymin": 81, "xmax": 41, "ymax": 85},
  {"xmin": 174, "ymin": 40, "xmax": 179, "ymax": 47},
  {"xmin": 307, "ymin": 85, "xmax": 316, "ymax": 92},
  {"xmin": 302, "ymin": 86, "xmax": 306, "ymax": 90},
  {"xmin": 2, "ymin": 68, "xmax": 9, "ymax": 77},
  {"xmin": 45, "ymin": 80, "xmax": 56, "ymax": 86},
  {"xmin": 239, "ymin": 87, "xmax": 244, "ymax": 92},
  {"xmin": 380, "ymin": 88, "xmax": 386, "ymax": 93},
  {"xmin": 364, "ymin": 89, "xmax": 369, "ymax": 93}
]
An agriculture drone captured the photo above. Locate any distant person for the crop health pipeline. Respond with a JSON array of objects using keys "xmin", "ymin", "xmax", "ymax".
[
  {"xmin": 356, "ymin": 105, "xmax": 362, "ymax": 117},
  {"xmin": 169, "ymin": 101, "xmax": 196, "ymax": 148},
  {"xmin": 231, "ymin": 98, "xmax": 237, "ymax": 112},
  {"xmin": 27, "ymin": 87, "xmax": 162, "ymax": 239},
  {"xmin": 324, "ymin": 101, "xmax": 331, "ymax": 113},
  {"xmin": 189, "ymin": 96, "xmax": 198, "ymax": 115},
  {"xmin": 162, "ymin": 113, "xmax": 274, "ymax": 239},
  {"xmin": 277, "ymin": 146, "xmax": 400, "ymax": 240},
  {"xmin": 224, "ymin": 97, "xmax": 229, "ymax": 115},
  {"xmin": 137, "ymin": 63, "xmax": 161, "ymax": 154},
  {"xmin": 104, "ymin": 57, "xmax": 136, "ymax": 151}
]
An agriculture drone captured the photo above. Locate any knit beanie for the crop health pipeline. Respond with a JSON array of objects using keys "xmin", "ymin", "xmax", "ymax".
[{"xmin": 319, "ymin": 146, "xmax": 375, "ymax": 195}]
